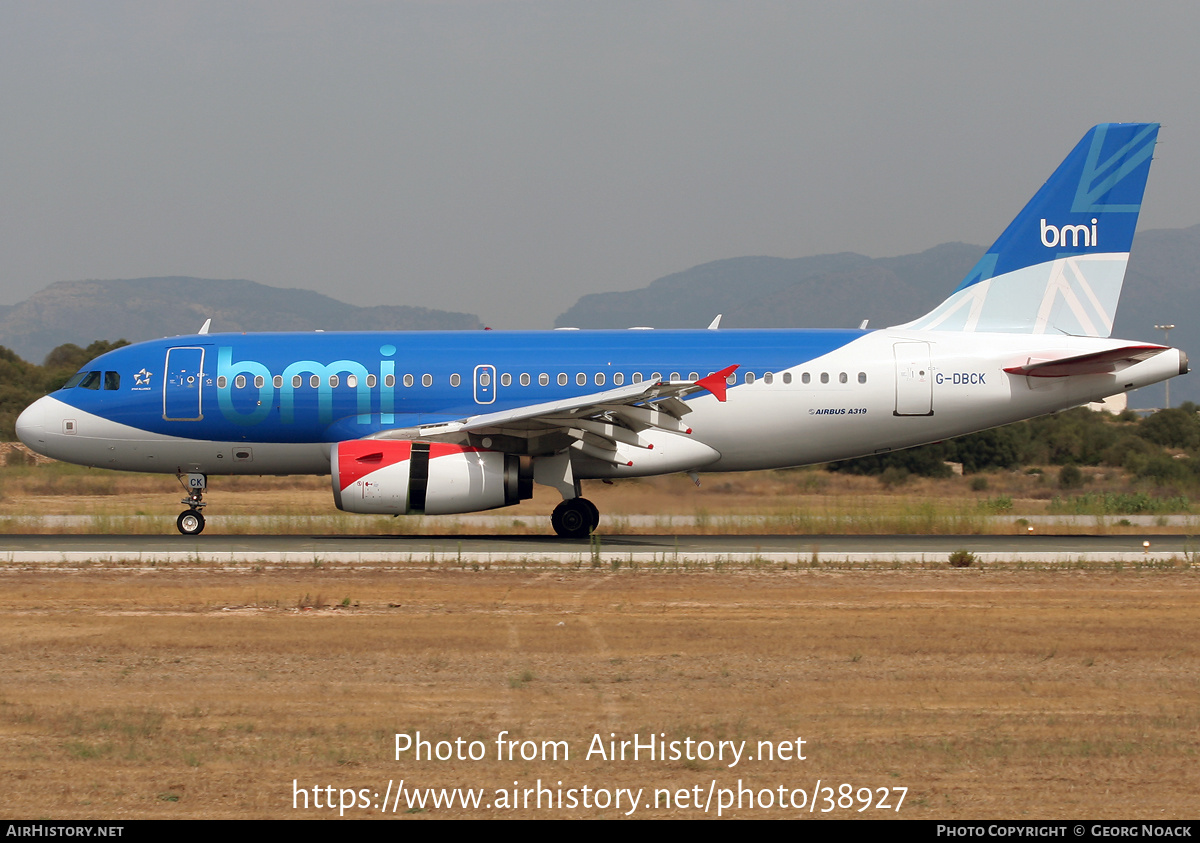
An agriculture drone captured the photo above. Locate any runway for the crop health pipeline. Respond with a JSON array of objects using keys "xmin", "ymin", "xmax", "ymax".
[{"xmin": 1, "ymin": 532, "xmax": 1194, "ymax": 565}]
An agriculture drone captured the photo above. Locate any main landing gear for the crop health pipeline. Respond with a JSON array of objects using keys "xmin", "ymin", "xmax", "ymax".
[
  {"xmin": 176, "ymin": 473, "xmax": 207, "ymax": 536},
  {"xmin": 551, "ymin": 497, "xmax": 599, "ymax": 539}
]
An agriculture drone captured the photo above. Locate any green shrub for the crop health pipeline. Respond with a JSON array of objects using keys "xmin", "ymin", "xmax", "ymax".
[
  {"xmin": 948, "ymin": 549, "xmax": 976, "ymax": 568},
  {"xmin": 1059, "ymin": 465, "xmax": 1085, "ymax": 489}
]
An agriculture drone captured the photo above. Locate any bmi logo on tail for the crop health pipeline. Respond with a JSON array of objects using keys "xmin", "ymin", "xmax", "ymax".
[{"xmin": 1040, "ymin": 218, "xmax": 1098, "ymax": 248}]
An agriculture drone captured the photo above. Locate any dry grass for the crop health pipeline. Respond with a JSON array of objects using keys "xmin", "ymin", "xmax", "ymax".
[
  {"xmin": 1, "ymin": 455, "xmax": 1196, "ymax": 535},
  {"xmin": 0, "ymin": 561, "xmax": 1197, "ymax": 818}
]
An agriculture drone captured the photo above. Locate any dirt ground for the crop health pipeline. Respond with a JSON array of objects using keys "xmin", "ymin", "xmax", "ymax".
[{"xmin": 1, "ymin": 561, "xmax": 1197, "ymax": 819}]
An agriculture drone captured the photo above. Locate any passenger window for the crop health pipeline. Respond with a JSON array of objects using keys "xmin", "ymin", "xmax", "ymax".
[
  {"xmin": 613, "ymin": 372, "xmax": 624, "ymax": 386},
  {"xmin": 520, "ymin": 373, "xmax": 530, "ymax": 386},
  {"xmin": 422, "ymin": 374, "xmax": 432, "ymax": 387},
  {"xmin": 217, "ymin": 376, "xmax": 228, "ymax": 389},
  {"xmin": 539, "ymin": 373, "xmax": 549, "ymax": 386},
  {"xmin": 104, "ymin": 371, "xmax": 120, "ymax": 390},
  {"xmin": 801, "ymin": 373, "xmax": 810, "ymax": 384},
  {"xmin": 595, "ymin": 373, "xmax": 605, "ymax": 386},
  {"xmin": 273, "ymin": 376, "xmax": 283, "ymax": 388},
  {"xmin": 254, "ymin": 375, "xmax": 265, "ymax": 388},
  {"xmin": 632, "ymin": 373, "xmax": 643, "ymax": 384},
  {"xmin": 450, "ymin": 374, "xmax": 461, "ymax": 387},
  {"xmin": 858, "ymin": 372, "xmax": 867, "ymax": 384},
  {"xmin": 501, "ymin": 373, "xmax": 511, "ymax": 387},
  {"xmin": 820, "ymin": 373, "xmax": 829, "ymax": 384},
  {"xmin": 329, "ymin": 375, "xmax": 339, "ymax": 388},
  {"xmin": 576, "ymin": 373, "xmax": 586, "ymax": 385},
  {"xmin": 309, "ymin": 375, "xmax": 320, "ymax": 388},
  {"xmin": 235, "ymin": 375, "xmax": 246, "ymax": 389},
  {"xmin": 764, "ymin": 372, "xmax": 774, "ymax": 384},
  {"xmin": 292, "ymin": 375, "xmax": 303, "ymax": 388},
  {"xmin": 558, "ymin": 373, "xmax": 567, "ymax": 386},
  {"xmin": 689, "ymin": 372, "xmax": 699, "ymax": 381},
  {"xmin": 670, "ymin": 372, "xmax": 680, "ymax": 381},
  {"xmin": 366, "ymin": 374, "xmax": 377, "ymax": 388},
  {"xmin": 402, "ymin": 374, "xmax": 412, "ymax": 387},
  {"xmin": 479, "ymin": 372, "xmax": 491, "ymax": 387},
  {"xmin": 839, "ymin": 372, "xmax": 847, "ymax": 384},
  {"xmin": 346, "ymin": 374, "xmax": 357, "ymax": 388},
  {"xmin": 652, "ymin": 372, "xmax": 662, "ymax": 381},
  {"xmin": 745, "ymin": 372, "xmax": 755, "ymax": 384},
  {"xmin": 783, "ymin": 372, "xmax": 792, "ymax": 384}
]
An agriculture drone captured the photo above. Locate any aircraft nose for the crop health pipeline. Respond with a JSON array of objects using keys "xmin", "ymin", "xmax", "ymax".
[{"xmin": 16, "ymin": 396, "xmax": 48, "ymax": 452}]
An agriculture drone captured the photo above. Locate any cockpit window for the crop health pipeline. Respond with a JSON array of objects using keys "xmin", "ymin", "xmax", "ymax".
[{"xmin": 59, "ymin": 370, "xmax": 117, "ymax": 391}]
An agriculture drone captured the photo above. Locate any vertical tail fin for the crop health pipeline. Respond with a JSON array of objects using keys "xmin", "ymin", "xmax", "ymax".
[{"xmin": 901, "ymin": 123, "xmax": 1159, "ymax": 336}]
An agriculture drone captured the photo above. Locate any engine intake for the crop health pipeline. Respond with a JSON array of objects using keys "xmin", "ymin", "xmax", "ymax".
[{"xmin": 332, "ymin": 440, "xmax": 531, "ymax": 515}]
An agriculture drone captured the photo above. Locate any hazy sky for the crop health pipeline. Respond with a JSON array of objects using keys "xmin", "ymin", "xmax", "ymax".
[{"xmin": 2, "ymin": 1, "xmax": 1198, "ymax": 328}]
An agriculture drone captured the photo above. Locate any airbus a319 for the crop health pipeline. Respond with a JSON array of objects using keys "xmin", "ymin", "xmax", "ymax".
[{"xmin": 16, "ymin": 123, "xmax": 1186, "ymax": 537}]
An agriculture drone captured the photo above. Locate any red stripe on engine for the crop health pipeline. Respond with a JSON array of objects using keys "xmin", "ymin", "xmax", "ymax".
[{"xmin": 337, "ymin": 440, "xmax": 412, "ymax": 490}]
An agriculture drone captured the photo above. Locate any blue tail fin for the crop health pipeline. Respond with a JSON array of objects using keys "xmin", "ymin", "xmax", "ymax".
[{"xmin": 901, "ymin": 123, "xmax": 1159, "ymax": 336}]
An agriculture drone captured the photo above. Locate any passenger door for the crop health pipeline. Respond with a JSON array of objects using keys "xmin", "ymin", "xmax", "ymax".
[
  {"xmin": 163, "ymin": 346, "xmax": 207, "ymax": 421},
  {"xmin": 893, "ymin": 342, "xmax": 933, "ymax": 416}
]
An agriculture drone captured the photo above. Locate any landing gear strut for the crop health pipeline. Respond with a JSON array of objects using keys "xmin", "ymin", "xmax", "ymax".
[
  {"xmin": 176, "ymin": 473, "xmax": 207, "ymax": 536},
  {"xmin": 551, "ymin": 497, "xmax": 599, "ymax": 539}
]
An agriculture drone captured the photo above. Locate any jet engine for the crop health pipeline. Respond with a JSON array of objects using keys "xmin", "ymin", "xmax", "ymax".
[{"xmin": 332, "ymin": 440, "xmax": 531, "ymax": 515}]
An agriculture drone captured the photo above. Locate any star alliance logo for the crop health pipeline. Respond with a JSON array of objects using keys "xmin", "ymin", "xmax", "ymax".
[{"xmin": 134, "ymin": 368, "xmax": 152, "ymax": 386}]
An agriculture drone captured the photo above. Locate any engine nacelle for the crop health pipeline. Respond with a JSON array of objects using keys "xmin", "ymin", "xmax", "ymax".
[{"xmin": 332, "ymin": 440, "xmax": 531, "ymax": 515}]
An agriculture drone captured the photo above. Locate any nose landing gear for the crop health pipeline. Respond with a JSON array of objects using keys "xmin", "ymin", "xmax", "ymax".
[{"xmin": 176, "ymin": 473, "xmax": 207, "ymax": 536}]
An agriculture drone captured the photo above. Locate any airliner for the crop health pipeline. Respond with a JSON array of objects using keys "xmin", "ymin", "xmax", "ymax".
[{"xmin": 15, "ymin": 123, "xmax": 1187, "ymax": 538}]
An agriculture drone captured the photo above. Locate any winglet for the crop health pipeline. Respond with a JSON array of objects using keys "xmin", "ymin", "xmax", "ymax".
[{"xmin": 696, "ymin": 365, "xmax": 739, "ymax": 402}]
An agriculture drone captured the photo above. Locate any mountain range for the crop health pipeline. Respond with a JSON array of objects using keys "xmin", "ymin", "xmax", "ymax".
[{"xmin": 0, "ymin": 277, "xmax": 481, "ymax": 366}]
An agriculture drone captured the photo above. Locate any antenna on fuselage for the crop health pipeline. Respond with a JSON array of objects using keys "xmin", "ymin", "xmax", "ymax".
[
  {"xmin": 198, "ymin": 318, "xmax": 211, "ymax": 335},
  {"xmin": 707, "ymin": 314, "xmax": 722, "ymax": 330}
]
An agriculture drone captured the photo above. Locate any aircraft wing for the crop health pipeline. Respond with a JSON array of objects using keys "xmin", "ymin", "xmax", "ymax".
[
  {"xmin": 1003, "ymin": 345, "xmax": 1167, "ymax": 378},
  {"xmin": 366, "ymin": 365, "xmax": 738, "ymax": 462}
]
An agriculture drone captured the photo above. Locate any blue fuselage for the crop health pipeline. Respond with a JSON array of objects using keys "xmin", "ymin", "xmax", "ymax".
[{"xmin": 51, "ymin": 328, "xmax": 863, "ymax": 444}]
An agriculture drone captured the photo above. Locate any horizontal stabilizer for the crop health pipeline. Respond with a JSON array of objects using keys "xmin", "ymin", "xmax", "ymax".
[{"xmin": 1004, "ymin": 345, "xmax": 1166, "ymax": 378}]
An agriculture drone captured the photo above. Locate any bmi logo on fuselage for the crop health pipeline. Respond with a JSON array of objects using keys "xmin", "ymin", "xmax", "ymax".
[{"xmin": 1040, "ymin": 218, "xmax": 1098, "ymax": 249}]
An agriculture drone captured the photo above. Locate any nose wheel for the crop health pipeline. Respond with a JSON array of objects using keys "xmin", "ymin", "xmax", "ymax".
[
  {"xmin": 177, "ymin": 509, "xmax": 206, "ymax": 536},
  {"xmin": 551, "ymin": 497, "xmax": 599, "ymax": 539}
]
